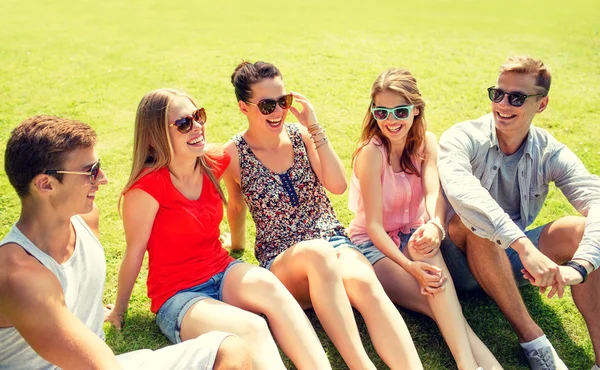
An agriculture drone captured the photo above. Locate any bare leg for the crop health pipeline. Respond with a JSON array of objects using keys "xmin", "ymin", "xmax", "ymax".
[
  {"xmin": 337, "ymin": 248, "xmax": 423, "ymax": 370},
  {"xmin": 213, "ymin": 335, "xmax": 253, "ymax": 370},
  {"xmin": 538, "ymin": 216, "xmax": 599, "ymax": 365},
  {"xmin": 270, "ymin": 239, "xmax": 375, "ymax": 370},
  {"xmin": 179, "ymin": 299, "xmax": 285, "ymax": 370},
  {"xmin": 221, "ymin": 263, "xmax": 330, "ymax": 370},
  {"xmin": 374, "ymin": 254, "xmax": 502, "ymax": 369},
  {"xmin": 448, "ymin": 214, "xmax": 544, "ymax": 342}
]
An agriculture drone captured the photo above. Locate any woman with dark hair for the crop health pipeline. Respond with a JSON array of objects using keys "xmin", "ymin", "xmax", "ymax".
[
  {"xmin": 107, "ymin": 88, "xmax": 330, "ymax": 370},
  {"xmin": 224, "ymin": 62, "xmax": 423, "ymax": 370},
  {"xmin": 349, "ymin": 68, "xmax": 502, "ymax": 370}
]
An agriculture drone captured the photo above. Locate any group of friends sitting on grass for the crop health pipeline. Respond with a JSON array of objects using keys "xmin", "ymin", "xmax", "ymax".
[{"xmin": 0, "ymin": 55, "xmax": 599, "ymax": 370}]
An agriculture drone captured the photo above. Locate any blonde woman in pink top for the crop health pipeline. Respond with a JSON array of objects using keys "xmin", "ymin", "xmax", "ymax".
[{"xmin": 348, "ymin": 68, "xmax": 502, "ymax": 370}]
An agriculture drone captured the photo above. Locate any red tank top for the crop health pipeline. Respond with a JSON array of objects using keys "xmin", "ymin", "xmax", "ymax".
[{"xmin": 129, "ymin": 154, "xmax": 234, "ymax": 313}]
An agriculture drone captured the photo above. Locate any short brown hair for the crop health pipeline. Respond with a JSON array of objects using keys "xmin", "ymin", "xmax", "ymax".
[
  {"xmin": 4, "ymin": 115, "xmax": 97, "ymax": 198},
  {"xmin": 499, "ymin": 56, "xmax": 552, "ymax": 93}
]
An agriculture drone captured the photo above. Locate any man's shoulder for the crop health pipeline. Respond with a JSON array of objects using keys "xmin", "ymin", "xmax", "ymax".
[
  {"xmin": 441, "ymin": 113, "xmax": 493, "ymax": 144},
  {"xmin": 0, "ymin": 244, "xmax": 62, "ymax": 312},
  {"xmin": 529, "ymin": 125, "xmax": 565, "ymax": 152}
]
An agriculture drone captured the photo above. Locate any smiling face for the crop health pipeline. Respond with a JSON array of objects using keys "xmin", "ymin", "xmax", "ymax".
[
  {"xmin": 372, "ymin": 89, "xmax": 420, "ymax": 146},
  {"xmin": 47, "ymin": 145, "xmax": 108, "ymax": 216},
  {"xmin": 492, "ymin": 71, "xmax": 548, "ymax": 140},
  {"xmin": 167, "ymin": 96, "xmax": 206, "ymax": 159},
  {"xmin": 241, "ymin": 76, "xmax": 289, "ymax": 133}
]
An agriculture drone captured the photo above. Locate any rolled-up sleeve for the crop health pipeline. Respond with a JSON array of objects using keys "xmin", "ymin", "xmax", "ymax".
[
  {"xmin": 550, "ymin": 147, "xmax": 600, "ymax": 270},
  {"xmin": 438, "ymin": 126, "xmax": 525, "ymax": 249}
]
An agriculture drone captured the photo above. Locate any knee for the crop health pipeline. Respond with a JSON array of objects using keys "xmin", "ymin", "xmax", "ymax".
[
  {"xmin": 213, "ymin": 335, "xmax": 252, "ymax": 370},
  {"xmin": 343, "ymin": 271, "xmax": 381, "ymax": 303},
  {"xmin": 295, "ymin": 239, "xmax": 339, "ymax": 273},
  {"xmin": 239, "ymin": 314, "xmax": 271, "ymax": 341}
]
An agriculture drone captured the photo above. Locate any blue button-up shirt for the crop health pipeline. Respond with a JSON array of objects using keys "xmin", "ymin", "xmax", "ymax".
[{"xmin": 438, "ymin": 113, "xmax": 600, "ymax": 270}]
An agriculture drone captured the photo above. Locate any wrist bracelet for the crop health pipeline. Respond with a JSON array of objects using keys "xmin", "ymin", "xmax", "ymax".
[
  {"xmin": 566, "ymin": 260, "xmax": 588, "ymax": 283},
  {"xmin": 427, "ymin": 219, "xmax": 446, "ymax": 240},
  {"xmin": 308, "ymin": 123, "xmax": 321, "ymax": 132},
  {"xmin": 314, "ymin": 137, "xmax": 329, "ymax": 150},
  {"xmin": 310, "ymin": 128, "xmax": 326, "ymax": 138}
]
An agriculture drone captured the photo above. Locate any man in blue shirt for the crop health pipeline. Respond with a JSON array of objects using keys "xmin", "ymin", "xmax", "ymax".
[{"xmin": 439, "ymin": 56, "xmax": 600, "ymax": 370}]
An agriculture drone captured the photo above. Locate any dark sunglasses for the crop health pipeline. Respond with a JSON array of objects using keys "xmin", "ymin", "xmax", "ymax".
[
  {"xmin": 371, "ymin": 105, "xmax": 415, "ymax": 121},
  {"xmin": 246, "ymin": 94, "xmax": 293, "ymax": 115},
  {"xmin": 487, "ymin": 87, "xmax": 546, "ymax": 107},
  {"xmin": 45, "ymin": 160, "xmax": 101, "ymax": 184},
  {"xmin": 169, "ymin": 107, "xmax": 207, "ymax": 134}
]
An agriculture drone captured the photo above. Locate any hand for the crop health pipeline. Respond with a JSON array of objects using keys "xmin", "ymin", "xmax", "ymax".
[
  {"xmin": 513, "ymin": 238, "xmax": 566, "ymax": 298},
  {"xmin": 410, "ymin": 224, "xmax": 441, "ymax": 257},
  {"xmin": 104, "ymin": 304, "xmax": 125, "ymax": 330},
  {"xmin": 522, "ymin": 265, "xmax": 581, "ymax": 299},
  {"xmin": 406, "ymin": 260, "xmax": 447, "ymax": 297},
  {"xmin": 288, "ymin": 92, "xmax": 318, "ymax": 127},
  {"xmin": 219, "ymin": 232, "xmax": 232, "ymax": 249}
]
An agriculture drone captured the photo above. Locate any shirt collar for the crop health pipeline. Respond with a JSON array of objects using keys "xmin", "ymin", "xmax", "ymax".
[{"xmin": 488, "ymin": 114, "xmax": 535, "ymax": 157}]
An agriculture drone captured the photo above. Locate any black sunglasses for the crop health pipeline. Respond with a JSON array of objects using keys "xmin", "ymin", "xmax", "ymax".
[
  {"xmin": 44, "ymin": 160, "xmax": 101, "ymax": 184},
  {"xmin": 169, "ymin": 108, "xmax": 207, "ymax": 134},
  {"xmin": 487, "ymin": 87, "xmax": 546, "ymax": 107},
  {"xmin": 246, "ymin": 94, "xmax": 293, "ymax": 115}
]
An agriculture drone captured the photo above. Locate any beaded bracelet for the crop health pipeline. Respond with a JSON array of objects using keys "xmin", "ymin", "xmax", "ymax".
[
  {"xmin": 427, "ymin": 219, "xmax": 446, "ymax": 240},
  {"xmin": 308, "ymin": 123, "xmax": 321, "ymax": 132}
]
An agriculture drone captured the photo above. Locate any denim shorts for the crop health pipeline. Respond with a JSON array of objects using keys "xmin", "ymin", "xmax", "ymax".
[
  {"xmin": 356, "ymin": 229, "xmax": 416, "ymax": 266},
  {"xmin": 156, "ymin": 259, "xmax": 243, "ymax": 343},
  {"xmin": 264, "ymin": 233, "xmax": 361, "ymax": 270},
  {"xmin": 441, "ymin": 223, "xmax": 546, "ymax": 291}
]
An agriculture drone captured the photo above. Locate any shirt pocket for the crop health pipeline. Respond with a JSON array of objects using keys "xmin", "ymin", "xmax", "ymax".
[{"xmin": 529, "ymin": 184, "xmax": 549, "ymax": 222}]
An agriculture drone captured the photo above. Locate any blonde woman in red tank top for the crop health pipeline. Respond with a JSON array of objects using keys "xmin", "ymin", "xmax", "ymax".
[
  {"xmin": 108, "ymin": 88, "xmax": 330, "ymax": 370},
  {"xmin": 349, "ymin": 68, "xmax": 502, "ymax": 370}
]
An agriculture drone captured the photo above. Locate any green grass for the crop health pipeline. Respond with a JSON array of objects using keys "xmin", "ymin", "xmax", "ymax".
[{"xmin": 1, "ymin": 0, "xmax": 599, "ymax": 368}]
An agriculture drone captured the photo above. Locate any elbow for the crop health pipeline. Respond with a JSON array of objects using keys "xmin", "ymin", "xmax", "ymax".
[{"xmin": 327, "ymin": 179, "xmax": 348, "ymax": 195}]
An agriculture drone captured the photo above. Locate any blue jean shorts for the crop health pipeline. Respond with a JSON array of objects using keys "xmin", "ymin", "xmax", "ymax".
[
  {"xmin": 441, "ymin": 223, "xmax": 546, "ymax": 291},
  {"xmin": 264, "ymin": 233, "xmax": 361, "ymax": 270},
  {"xmin": 156, "ymin": 259, "xmax": 243, "ymax": 343},
  {"xmin": 356, "ymin": 229, "xmax": 416, "ymax": 266}
]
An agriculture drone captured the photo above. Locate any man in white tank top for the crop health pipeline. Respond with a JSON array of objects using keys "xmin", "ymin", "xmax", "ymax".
[{"xmin": 0, "ymin": 115, "xmax": 251, "ymax": 370}]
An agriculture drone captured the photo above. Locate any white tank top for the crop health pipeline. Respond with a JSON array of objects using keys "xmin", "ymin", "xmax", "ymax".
[{"xmin": 0, "ymin": 215, "xmax": 106, "ymax": 370}]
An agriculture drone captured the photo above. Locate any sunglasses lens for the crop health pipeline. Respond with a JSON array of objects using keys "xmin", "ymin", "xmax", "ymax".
[
  {"xmin": 372, "ymin": 109, "xmax": 389, "ymax": 121},
  {"xmin": 174, "ymin": 117, "xmax": 193, "ymax": 133},
  {"xmin": 278, "ymin": 94, "xmax": 293, "ymax": 109},
  {"xmin": 257, "ymin": 100, "xmax": 277, "ymax": 115},
  {"xmin": 90, "ymin": 162, "xmax": 100, "ymax": 183},
  {"xmin": 508, "ymin": 93, "xmax": 526, "ymax": 107},
  {"xmin": 488, "ymin": 88, "xmax": 504, "ymax": 103},
  {"xmin": 393, "ymin": 108, "xmax": 410, "ymax": 119},
  {"xmin": 193, "ymin": 108, "xmax": 207, "ymax": 124}
]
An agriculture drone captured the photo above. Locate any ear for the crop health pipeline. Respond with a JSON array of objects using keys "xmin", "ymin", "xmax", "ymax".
[
  {"xmin": 414, "ymin": 106, "xmax": 421, "ymax": 116},
  {"xmin": 537, "ymin": 96, "xmax": 549, "ymax": 114},
  {"xmin": 32, "ymin": 174, "xmax": 55, "ymax": 195},
  {"xmin": 238, "ymin": 100, "xmax": 249, "ymax": 115}
]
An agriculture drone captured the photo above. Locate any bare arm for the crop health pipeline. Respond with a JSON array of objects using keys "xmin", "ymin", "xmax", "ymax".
[
  {"xmin": 289, "ymin": 92, "xmax": 347, "ymax": 194},
  {"xmin": 411, "ymin": 132, "xmax": 446, "ymax": 256},
  {"xmin": 355, "ymin": 144, "xmax": 443, "ymax": 295},
  {"xmin": 223, "ymin": 141, "xmax": 247, "ymax": 251},
  {"xmin": 107, "ymin": 189, "xmax": 158, "ymax": 329},
  {"xmin": 0, "ymin": 246, "xmax": 120, "ymax": 369}
]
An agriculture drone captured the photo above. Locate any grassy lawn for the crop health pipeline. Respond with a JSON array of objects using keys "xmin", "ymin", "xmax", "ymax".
[{"xmin": 1, "ymin": 0, "xmax": 599, "ymax": 368}]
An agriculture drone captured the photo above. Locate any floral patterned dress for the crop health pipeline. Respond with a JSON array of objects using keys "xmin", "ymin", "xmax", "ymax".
[{"xmin": 233, "ymin": 124, "xmax": 346, "ymax": 267}]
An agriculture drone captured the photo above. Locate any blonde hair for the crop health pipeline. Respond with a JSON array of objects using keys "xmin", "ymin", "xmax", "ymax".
[
  {"xmin": 499, "ymin": 56, "xmax": 552, "ymax": 93},
  {"xmin": 120, "ymin": 88, "xmax": 226, "ymax": 211},
  {"xmin": 352, "ymin": 68, "xmax": 426, "ymax": 176}
]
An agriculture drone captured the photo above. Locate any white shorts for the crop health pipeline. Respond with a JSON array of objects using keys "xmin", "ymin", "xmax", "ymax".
[{"xmin": 116, "ymin": 331, "xmax": 231, "ymax": 370}]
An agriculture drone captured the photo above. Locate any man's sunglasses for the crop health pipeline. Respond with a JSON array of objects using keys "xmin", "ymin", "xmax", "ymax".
[
  {"xmin": 44, "ymin": 160, "xmax": 101, "ymax": 184},
  {"xmin": 487, "ymin": 87, "xmax": 546, "ymax": 107},
  {"xmin": 371, "ymin": 105, "xmax": 415, "ymax": 121},
  {"xmin": 246, "ymin": 94, "xmax": 293, "ymax": 115},
  {"xmin": 169, "ymin": 107, "xmax": 207, "ymax": 134}
]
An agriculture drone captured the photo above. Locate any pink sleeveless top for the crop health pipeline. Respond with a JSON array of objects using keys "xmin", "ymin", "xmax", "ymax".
[{"xmin": 348, "ymin": 137, "xmax": 427, "ymax": 246}]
